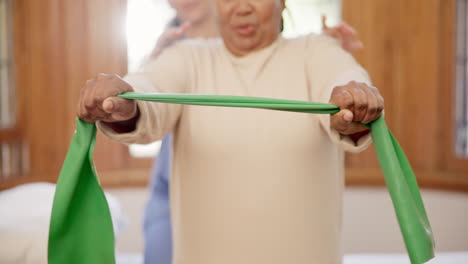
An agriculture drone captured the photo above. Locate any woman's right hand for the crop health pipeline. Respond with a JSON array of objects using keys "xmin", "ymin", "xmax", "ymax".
[
  {"xmin": 322, "ymin": 15, "xmax": 363, "ymax": 52},
  {"xmin": 77, "ymin": 74, "xmax": 138, "ymax": 128},
  {"xmin": 149, "ymin": 22, "xmax": 191, "ymax": 59}
]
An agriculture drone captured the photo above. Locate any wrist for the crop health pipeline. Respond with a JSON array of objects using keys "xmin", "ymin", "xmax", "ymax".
[
  {"xmin": 347, "ymin": 129, "xmax": 370, "ymax": 144},
  {"xmin": 103, "ymin": 107, "xmax": 140, "ymax": 134}
]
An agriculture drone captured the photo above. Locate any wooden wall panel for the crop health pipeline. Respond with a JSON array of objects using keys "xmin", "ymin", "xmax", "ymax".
[
  {"xmin": 343, "ymin": 0, "xmax": 468, "ymax": 191},
  {"xmin": 395, "ymin": 0, "xmax": 441, "ymax": 170},
  {"xmin": 342, "ymin": 0, "xmax": 398, "ymax": 171},
  {"xmin": 3, "ymin": 0, "xmax": 467, "ymax": 190},
  {"xmin": 25, "ymin": 0, "xmax": 68, "ymax": 175},
  {"xmin": 59, "ymin": 0, "xmax": 127, "ymax": 173},
  {"xmin": 1, "ymin": 0, "xmax": 152, "ymax": 190}
]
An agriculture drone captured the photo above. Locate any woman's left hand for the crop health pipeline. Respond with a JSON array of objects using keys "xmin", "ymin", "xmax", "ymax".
[{"xmin": 329, "ymin": 81, "xmax": 384, "ymax": 135}]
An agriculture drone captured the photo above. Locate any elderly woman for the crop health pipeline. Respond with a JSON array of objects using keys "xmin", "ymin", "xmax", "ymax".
[
  {"xmin": 78, "ymin": 0, "xmax": 384, "ymax": 263},
  {"xmin": 146, "ymin": 4, "xmax": 364, "ymax": 264}
]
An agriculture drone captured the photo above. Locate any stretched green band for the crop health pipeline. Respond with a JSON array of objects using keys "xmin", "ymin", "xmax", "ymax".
[{"xmin": 48, "ymin": 92, "xmax": 434, "ymax": 264}]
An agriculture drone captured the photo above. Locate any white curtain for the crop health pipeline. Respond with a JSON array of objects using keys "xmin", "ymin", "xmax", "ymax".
[
  {"xmin": 456, "ymin": 0, "xmax": 468, "ymax": 157},
  {"xmin": 0, "ymin": 0, "xmax": 15, "ymax": 129}
]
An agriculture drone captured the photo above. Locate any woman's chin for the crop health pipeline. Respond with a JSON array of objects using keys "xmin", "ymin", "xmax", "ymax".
[{"xmin": 233, "ymin": 38, "xmax": 260, "ymax": 53}]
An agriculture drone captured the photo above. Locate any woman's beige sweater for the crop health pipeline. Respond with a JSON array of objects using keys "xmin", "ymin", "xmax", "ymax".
[{"xmin": 98, "ymin": 34, "xmax": 372, "ymax": 264}]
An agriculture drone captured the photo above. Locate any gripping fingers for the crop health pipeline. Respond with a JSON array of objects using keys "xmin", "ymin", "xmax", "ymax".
[
  {"xmin": 77, "ymin": 74, "xmax": 135, "ymax": 123},
  {"xmin": 344, "ymin": 83, "xmax": 367, "ymax": 122},
  {"xmin": 361, "ymin": 86, "xmax": 378, "ymax": 124},
  {"xmin": 331, "ymin": 109, "xmax": 366, "ymax": 135},
  {"xmin": 102, "ymin": 97, "xmax": 136, "ymax": 121}
]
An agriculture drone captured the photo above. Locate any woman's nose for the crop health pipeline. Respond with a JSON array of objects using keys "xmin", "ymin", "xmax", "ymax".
[{"xmin": 234, "ymin": 0, "xmax": 253, "ymax": 16}]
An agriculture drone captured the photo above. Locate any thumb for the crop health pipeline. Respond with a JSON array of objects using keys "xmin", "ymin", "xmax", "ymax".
[
  {"xmin": 331, "ymin": 109, "xmax": 369, "ymax": 135},
  {"xmin": 103, "ymin": 97, "xmax": 136, "ymax": 121},
  {"xmin": 321, "ymin": 15, "xmax": 328, "ymax": 30},
  {"xmin": 331, "ymin": 109, "xmax": 356, "ymax": 134}
]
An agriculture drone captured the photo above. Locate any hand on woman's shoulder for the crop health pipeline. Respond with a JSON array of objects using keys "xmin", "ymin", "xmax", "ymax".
[{"xmin": 322, "ymin": 15, "xmax": 364, "ymax": 52}]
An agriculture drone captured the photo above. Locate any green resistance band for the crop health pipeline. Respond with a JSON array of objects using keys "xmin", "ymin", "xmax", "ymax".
[{"xmin": 48, "ymin": 92, "xmax": 435, "ymax": 264}]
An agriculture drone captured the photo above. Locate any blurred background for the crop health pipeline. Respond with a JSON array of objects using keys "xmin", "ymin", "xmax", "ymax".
[{"xmin": 0, "ymin": 0, "xmax": 467, "ymax": 263}]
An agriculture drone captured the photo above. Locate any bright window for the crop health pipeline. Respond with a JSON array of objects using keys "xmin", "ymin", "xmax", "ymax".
[
  {"xmin": 283, "ymin": 0, "xmax": 341, "ymax": 38},
  {"xmin": 126, "ymin": 0, "xmax": 175, "ymax": 72}
]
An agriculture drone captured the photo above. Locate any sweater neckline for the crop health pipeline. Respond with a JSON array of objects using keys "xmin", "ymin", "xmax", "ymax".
[{"xmin": 222, "ymin": 36, "xmax": 284, "ymax": 65}]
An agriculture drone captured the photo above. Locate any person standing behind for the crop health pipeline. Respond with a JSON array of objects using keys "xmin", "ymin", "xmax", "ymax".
[
  {"xmin": 143, "ymin": 2, "xmax": 364, "ymax": 263},
  {"xmin": 142, "ymin": 1, "xmax": 218, "ymax": 263}
]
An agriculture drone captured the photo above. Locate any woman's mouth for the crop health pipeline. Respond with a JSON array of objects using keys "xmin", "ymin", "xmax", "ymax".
[
  {"xmin": 183, "ymin": 1, "xmax": 199, "ymax": 11},
  {"xmin": 235, "ymin": 24, "xmax": 255, "ymax": 36}
]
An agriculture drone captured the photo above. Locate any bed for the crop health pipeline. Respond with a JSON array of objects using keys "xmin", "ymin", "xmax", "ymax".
[
  {"xmin": 115, "ymin": 252, "xmax": 468, "ymax": 264},
  {"xmin": 2, "ymin": 183, "xmax": 467, "ymax": 264}
]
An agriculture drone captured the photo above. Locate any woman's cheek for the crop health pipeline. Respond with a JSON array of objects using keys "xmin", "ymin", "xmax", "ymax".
[
  {"xmin": 255, "ymin": 1, "xmax": 275, "ymax": 24},
  {"xmin": 216, "ymin": 0, "xmax": 233, "ymax": 18}
]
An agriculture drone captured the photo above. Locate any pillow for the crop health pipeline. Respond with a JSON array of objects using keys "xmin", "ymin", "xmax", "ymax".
[{"xmin": 0, "ymin": 182, "xmax": 127, "ymax": 264}]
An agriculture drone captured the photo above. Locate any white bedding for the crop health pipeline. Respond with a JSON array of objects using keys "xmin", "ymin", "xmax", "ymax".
[
  {"xmin": 2, "ymin": 183, "xmax": 466, "ymax": 264},
  {"xmin": 0, "ymin": 183, "xmax": 127, "ymax": 264},
  {"xmin": 115, "ymin": 252, "xmax": 468, "ymax": 264},
  {"xmin": 344, "ymin": 252, "xmax": 468, "ymax": 264}
]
